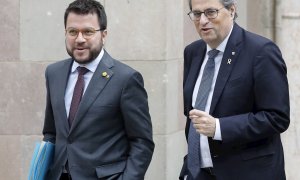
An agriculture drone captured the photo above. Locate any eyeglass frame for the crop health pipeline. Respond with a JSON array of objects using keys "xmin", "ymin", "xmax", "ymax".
[
  {"xmin": 65, "ymin": 27, "xmax": 105, "ymax": 39},
  {"xmin": 187, "ymin": 7, "xmax": 225, "ymax": 21}
]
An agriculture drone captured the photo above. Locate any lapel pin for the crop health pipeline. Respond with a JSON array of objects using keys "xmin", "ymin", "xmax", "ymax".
[
  {"xmin": 102, "ymin": 72, "xmax": 109, "ymax": 78},
  {"xmin": 232, "ymin": 51, "xmax": 235, "ymax": 56},
  {"xmin": 227, "ymin": 58, "xmax": 232, "ymax": 64}
]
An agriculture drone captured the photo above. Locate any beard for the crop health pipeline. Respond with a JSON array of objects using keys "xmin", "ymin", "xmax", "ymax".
[{"xmin": 66, "ymin": 44, "xmax": 102, "ymax": 64}]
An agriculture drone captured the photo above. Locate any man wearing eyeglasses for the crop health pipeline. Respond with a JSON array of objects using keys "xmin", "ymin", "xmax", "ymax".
[
  {"xmin": 42, "ymin": 0, "xmax": 154, "ymax": 179},
  {"xmin": 180, "ymin": 0, "xmax": 289, "ymax": 180}
]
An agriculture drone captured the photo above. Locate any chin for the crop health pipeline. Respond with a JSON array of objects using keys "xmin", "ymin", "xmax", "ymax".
[
  {"xmin": 74, "ymin": 58, "xmax": 91, "ymax": 64},
  {"xmin": 203, "ymin": 36, "xmax": 218, "ymax": 45}
]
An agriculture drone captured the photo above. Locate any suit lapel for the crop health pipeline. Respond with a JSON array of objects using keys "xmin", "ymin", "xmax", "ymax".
[
  {"xmin": 210, "ymin": 24, "xmax": 243, "ymax": 114},
  {"xmin": 56, "ymin": 59, "xmax": 73, "ymax": 130},
  {"xmin": 69, "ymin": 51, "xmax": 114, "ymax": 133},
  {"xmin": 184, "ymin": 42, "xmax": 206, "ymax": 115},
  {"xmin": 183, "ymin": 42, "xmax": 206, "ymax": 138}
]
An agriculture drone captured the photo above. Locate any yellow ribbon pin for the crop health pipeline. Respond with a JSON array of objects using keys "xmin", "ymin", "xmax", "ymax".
[{"xmin": 102, "ymin": 72, "xmax": 109, "ymax": 78}]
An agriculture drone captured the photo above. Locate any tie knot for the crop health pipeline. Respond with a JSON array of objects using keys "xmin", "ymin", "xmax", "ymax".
[
  {"xmin": 77, "ymin": 66, "xmax": 89, "ymax": 75},
  {"xmin": 208, "ymin": 49, "xmax": 219, "ymax": 59}
]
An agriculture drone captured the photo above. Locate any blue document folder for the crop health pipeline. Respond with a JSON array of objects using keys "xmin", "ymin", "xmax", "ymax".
[{"xmin": 28, "ymin": 141, "xmax": 55, "ymax": 180}]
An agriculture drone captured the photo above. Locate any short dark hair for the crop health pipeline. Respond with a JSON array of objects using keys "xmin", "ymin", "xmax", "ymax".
[
  {"xmin": 64, "ymin": 0, "xmax": 107, "ymax": 30},
  {"xmin": 188, "ymin": 0, "xmax": 238, "ymax": 20}
]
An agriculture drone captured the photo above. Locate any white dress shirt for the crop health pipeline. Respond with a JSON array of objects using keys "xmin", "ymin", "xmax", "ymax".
[
  {"xmin": 64, "ymin": 49, "xmax": 104, "ymax": 117},
  {"xmin": 191, "ymin": 26, "xmax": 233, "ymax": 168}
]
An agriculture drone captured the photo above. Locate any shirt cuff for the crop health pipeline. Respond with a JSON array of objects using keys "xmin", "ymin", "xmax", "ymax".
[{"xmin": 213, "ymin": 118, "xmax": 222, "ymax": 140}]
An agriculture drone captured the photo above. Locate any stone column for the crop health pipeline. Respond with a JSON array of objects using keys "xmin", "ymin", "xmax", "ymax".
[
  {"xmin": 247, "ymin": 0, "xmax": 275, "ymax": 39},
  {"xmin": 105, "ymin": 0, "xmax": 186, "ymax": 179},
  {"xmin": 276, "ymin": 0, "xmax": 300, "ymax": 179}
]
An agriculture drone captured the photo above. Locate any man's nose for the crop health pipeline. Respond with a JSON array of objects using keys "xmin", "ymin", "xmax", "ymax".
[
  {"xmin": 199, "ymin": 13, "xmax": 209, "ymax": 25},
  {"xmin": 75, "ymin": 32, "xmax": 86, "ymax": 43}
]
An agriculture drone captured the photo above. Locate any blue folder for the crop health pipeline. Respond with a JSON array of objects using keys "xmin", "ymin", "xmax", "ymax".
[{"xmin": 28, "ymin": 141, "xmax": 55, "ymax": 180}]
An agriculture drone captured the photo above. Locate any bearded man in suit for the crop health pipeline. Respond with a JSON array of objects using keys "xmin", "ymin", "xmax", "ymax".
[{"xmin": 42, "ymin": 0, "xmax": 154, "ymax": 179}]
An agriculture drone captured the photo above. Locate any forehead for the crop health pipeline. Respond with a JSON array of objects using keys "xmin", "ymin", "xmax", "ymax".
[
  {"xmin": 66, "ymin": 12, "xmax": 99, "ymax": 28},
  {"xmin": 191, "ymin": 0, "xmax": 223, "ymax": 10}
]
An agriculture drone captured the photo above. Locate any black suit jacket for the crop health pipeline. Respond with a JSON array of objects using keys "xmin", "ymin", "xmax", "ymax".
[
  {"xmin": 180, "ymin": 24, "xmax": 289, "ymax": 180},
  {"xmin": 42, "ymin": 51, "xmax": 154, "ymax": 180}
]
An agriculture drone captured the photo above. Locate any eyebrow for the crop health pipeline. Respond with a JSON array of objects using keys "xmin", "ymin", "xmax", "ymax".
[
  {"xmin": 193, "ymin": 7, "xmax": 220, "ymax": 11},
  {"xmin": 66, "ymin": 27, "xmax": 99, "ymax": 29}
]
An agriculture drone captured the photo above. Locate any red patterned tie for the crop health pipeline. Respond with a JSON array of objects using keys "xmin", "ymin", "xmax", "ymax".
[{"xmin": 68, "ymin": 66, "xmax": 89, "ymax": 127}]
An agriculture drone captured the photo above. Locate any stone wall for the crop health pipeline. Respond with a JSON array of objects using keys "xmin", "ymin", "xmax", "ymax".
[
  {"xmin": 276, "ymin": 0, "xmax": 300, "ymax": 179},
  {"xmin": 0, "ymin": 0, "xmax": 299, "ymax": 179}
]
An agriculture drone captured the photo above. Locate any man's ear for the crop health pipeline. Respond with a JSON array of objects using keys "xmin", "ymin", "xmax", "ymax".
[
  {"xmin": 102, "ymin": 30, "xmax": 107, "ymax": 44},
  {"xmin": 229, "ymin": 5, "xmax": 236, "ymax": 18}
]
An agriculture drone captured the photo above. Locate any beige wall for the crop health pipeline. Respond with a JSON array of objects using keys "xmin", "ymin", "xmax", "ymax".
[
  {"xmin": 0, "ymin": 0, "xmax": 299, "ymax": 179},
  {"xmin": 276, "ymin": 1, "xmax": 300, "ymax": 179}
]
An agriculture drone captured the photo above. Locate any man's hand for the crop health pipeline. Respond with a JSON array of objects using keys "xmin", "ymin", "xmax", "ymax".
[{"xmin": 189, "ymin": 109, "xmax": 216, "ymax": 137}]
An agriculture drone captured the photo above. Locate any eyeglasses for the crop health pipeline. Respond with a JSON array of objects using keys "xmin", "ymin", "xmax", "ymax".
[
  {"xmin": 188, "ymin": 7, "xmax": 225, "ymax": 21},
  {"xmin": 65, "ymin": 27, "xmax": 102, "ymax": 39}
]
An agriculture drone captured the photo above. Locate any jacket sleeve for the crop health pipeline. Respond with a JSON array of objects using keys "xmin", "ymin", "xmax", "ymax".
[
  {"xmin": 120, "ymin": 71, "xmax": 155, "ymax": 180},
  {"xmin": 42, "ymin": 66, "xmax": 56, "ymax": 144}
]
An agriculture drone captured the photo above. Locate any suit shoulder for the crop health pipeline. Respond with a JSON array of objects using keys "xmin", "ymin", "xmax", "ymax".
[
  {"xmin": 243, "ymin": 30, "xmax": 277, "ymax": 48},
  {"xmin": 109, "ymin": 58, "xmax": 146, "ymax": 87},
  {"xmin": 185, "ymin": 39, "xmax": 205, "ymax": 52},
  {"xmin": 184, "ymin": 40, "xmax": 206, "ymax": 60},
  {"xmin": 111, "ymin": 58, "xmax": 141, "ymax": 77}
]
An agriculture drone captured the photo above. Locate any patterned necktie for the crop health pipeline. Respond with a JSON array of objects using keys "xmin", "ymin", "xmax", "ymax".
[
  {"xmin": 187, "ymin": 49, "xmax": 219, "ymax": 179},
  {"xmin": 68, "ymin": 66, "xmax": 89, "ymax": 127}
]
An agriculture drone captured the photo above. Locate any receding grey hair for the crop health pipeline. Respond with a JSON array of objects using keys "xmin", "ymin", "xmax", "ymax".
[{"xmin": 188, "ymin": 0, "xmax": 238, "ymax": 20}]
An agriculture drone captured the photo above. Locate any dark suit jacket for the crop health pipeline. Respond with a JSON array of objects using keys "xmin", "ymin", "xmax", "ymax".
[
  {"xmin": 42, "ymin": 51, "xmax": 154, "ymax": 180},
  {"xmin": 180, "ymin": 24, "xmax": 289, "ymax": 180}
]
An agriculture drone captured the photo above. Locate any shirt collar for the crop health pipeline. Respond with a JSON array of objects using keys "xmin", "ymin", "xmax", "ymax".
[
  {"xmin": 71, "ymin": 48, "xmax": 104, "ymax": 73},
  {"xmin": 206, "ymin": 25, "xmax": 234, "ymax": 54}
]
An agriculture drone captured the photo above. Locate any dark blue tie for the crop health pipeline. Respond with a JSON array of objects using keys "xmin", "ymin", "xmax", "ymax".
[{"xmin": 187, "ymin": 49, "xmax": 219, "ymax": 179}]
